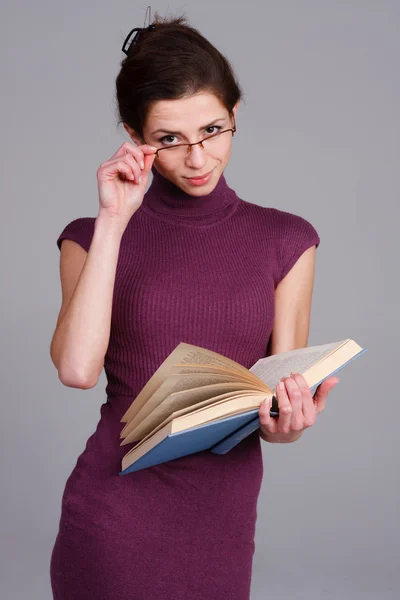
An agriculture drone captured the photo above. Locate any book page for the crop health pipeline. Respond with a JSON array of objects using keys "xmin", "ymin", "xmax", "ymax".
[
  {"xmin": 120, "ymin": 342, "xmax": 249, "ymax": 424},
  {"xmin": 176, "ymin": 349, "xmax": 252, "ymax": 377},
  {"xmin": 122, "ymin": 393, "xmax": 265, "ymax": 470},
  {"xmin": 173, "ymin": 395, "xmax": 264, "ymax": 433},
  {"xmin": 121, "ymin": 382, "xmax": 265, "ymax": 443},
  {"xmin": 170, "ymin": 364, "xmax": 261, "ymax": 385},
  {"xmin": 121, "ymin": 390, "xmax": 260, "ymax": 448},
  {"xmin": 120, "ymin": 371, "xmax": 266, "ymax": 438},
  {"xmin": 301, "ymin": 340, "xmax": 364, "ymax": 389},
  {"xmin": 249, "ymin": 340, "xmax": 348, "ymax": 390}
]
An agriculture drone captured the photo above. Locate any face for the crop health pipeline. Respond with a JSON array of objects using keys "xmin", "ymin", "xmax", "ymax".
[{"xmin": 124, "ymin": 92, "xmax": 238, "ymax": 196}]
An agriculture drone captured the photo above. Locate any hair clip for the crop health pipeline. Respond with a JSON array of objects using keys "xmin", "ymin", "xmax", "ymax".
[{"xmin": 121, "ymin": 6, "xmax": 156, "ymax": 56}]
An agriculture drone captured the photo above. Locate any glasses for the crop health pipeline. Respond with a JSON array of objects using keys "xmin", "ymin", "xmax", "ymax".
[{"xmin": 143, "ymin": 120, "xmax": 236, "ymax": 164}]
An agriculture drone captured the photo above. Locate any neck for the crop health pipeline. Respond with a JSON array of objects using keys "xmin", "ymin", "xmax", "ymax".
[{"xmin": 141, "ymin": 167, "xmax": 239, "ymax": 224}]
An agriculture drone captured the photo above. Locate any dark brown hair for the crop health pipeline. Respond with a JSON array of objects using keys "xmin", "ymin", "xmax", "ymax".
[{"xmin": 115, "ymin": 14, "xmax": 242, "ymax": 138}]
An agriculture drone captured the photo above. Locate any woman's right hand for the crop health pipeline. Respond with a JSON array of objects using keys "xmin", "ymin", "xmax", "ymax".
[{"xmin": 96, "ymin": 142, "xmax": 158, "ymax": 225}]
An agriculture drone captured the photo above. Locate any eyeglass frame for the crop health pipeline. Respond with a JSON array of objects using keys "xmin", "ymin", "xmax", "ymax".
[{"xmin": 141, "ymin": 117, "xmax": 237, "ymax": 159}]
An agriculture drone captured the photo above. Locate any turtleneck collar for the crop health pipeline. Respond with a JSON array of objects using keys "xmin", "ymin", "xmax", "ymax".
[{"xmin": 140, "ymin": 167, "xmax": 240, "ymax": 227}]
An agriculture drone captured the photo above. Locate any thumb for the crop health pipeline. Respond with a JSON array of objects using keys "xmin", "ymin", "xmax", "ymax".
[
  {"xmin": 143, "ymin": 151, "xmax": 157, "ymax": 175},
  {"xmin": 313, "ymin": 377, "xmax": 339, "ymax": 413},
  {"xmin": 314, "ymin": 377, "xmax": 339, "ymax": 398},
  {"xmin": 321, "ymin": 376, "xmax": 340, "ymax": 392}
]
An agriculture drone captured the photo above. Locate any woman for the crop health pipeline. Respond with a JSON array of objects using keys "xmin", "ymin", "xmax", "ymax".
[{"xmin": 49, "ymin": 14, "xmax": 338, "ymax": 600}]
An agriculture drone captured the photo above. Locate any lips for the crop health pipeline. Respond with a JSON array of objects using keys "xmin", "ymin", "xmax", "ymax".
[
  {"xmin": 184, "ymin": 169, "xmax": 214, "ymax": 180},
  {"xmin": 183, "ymin": 169, "xmax": 214, "ymax": 187}
]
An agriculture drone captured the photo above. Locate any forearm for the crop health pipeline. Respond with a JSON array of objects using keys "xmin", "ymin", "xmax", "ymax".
[{"xmin": 51, "ymin": 213, "xmax": 125, "ymax": 387}]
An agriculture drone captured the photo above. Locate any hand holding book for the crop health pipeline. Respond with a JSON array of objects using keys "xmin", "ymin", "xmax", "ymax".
[
  {"xmin": 258, "ymin": 372, "xmax": 340, "ymax": 443},
  {"xmin": 118, "ymin": 338, "xmax": 366, "ymax": 474},
  {"xmin": 120, "ymin": 339, "xmax": 366, "ymax": 475}
]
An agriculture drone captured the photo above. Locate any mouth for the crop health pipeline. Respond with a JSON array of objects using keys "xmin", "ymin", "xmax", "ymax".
[{"xmin": 183, "ymin": 168, "xmax": 215, "ymax": 186}]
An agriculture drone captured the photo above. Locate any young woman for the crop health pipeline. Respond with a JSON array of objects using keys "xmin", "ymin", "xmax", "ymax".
[{"xmin": 49, "ymin": 14, "xmax": 338, "ymax": 600}]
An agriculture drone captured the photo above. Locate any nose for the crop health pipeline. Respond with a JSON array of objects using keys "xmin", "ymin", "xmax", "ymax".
[{"xmin": 185, "ymin": 142, "xmax": 207, "ymax": 169}]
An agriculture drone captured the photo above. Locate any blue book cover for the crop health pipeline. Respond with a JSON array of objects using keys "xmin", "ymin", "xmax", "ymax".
[
  {"xmin": 210, "ymin": 348, "xmax": 367, "ymax": 455},
  {"xmin": 119, "ymin": 408, "xmax": 261, "ymax": 475}
]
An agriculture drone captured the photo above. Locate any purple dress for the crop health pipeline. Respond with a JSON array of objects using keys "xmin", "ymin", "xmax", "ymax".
[{"xmin": 50, "ymin": 169, "xmax": 320, "ymax": 599}]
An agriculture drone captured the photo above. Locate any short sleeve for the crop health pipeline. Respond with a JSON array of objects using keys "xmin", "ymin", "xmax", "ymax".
[
  {"xmin": 57, "ymin": 217, "xmax": 96, "ymax": 253},
  {"xmin": 278, "ymin": 211, "xmax": 320, "ymax": 281}
]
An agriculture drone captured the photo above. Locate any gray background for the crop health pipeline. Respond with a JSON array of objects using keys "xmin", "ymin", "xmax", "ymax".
[{"xmin": 1, "ymin": 1, "xmax": 399, "ymax": 598}]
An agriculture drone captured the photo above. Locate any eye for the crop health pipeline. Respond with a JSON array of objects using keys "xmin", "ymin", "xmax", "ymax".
[
  {"xmin": 205, "ymin": 125, "xmax": 222, "ymax": 135},
  {"xmin": 159, "ymin": 135, "xmax": 179, "ymax": 146}
]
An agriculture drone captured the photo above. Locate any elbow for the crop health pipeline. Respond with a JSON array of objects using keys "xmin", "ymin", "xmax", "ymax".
[
  {"xmin": 58, "ymin": 370, "xmax": 98, "ymax": 389},
  {"xmin": 50, "ymin": 343, "xmax": 101, "ymax": 389},
  {"xmin": 57, "ymin": 365, "xmax": 99, "ymax": 389}
]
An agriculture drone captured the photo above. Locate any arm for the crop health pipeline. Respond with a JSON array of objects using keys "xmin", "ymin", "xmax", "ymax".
[
  {"xmin": 260, "ymin": 245, "xmax": 316, "ymax": 443},
  {"xmin": 50, "ymin": 214, "xmax": 125, "ymax": 389},
  {"xmin": 269, "ymin": 245, "xmax": 316, "ymax": 355},
  {"xmin": 50, "ymin": 140, "xmax": 156, "ymax": 389}
]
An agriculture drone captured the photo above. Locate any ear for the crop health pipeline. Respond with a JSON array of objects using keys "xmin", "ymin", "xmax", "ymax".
[
  {"xmin": 232, "ymin": 102, "xmax": 239, "ymax": 118},
  {"xmin": 123, "ymin": 123, "xmax": 143, "ymax": 146}
]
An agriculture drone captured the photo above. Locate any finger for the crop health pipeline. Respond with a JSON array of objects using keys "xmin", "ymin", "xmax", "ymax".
[
  {"xmin": 281, "ymin": 376, "xmax": 304, "ymax": 431},
  {"xmin": 143, "ymin": 151, "xmax": 157, "ymax": 174},
  {"xmin": 112, "ymin": 142, "xmax": 144, "ymax": 165},
  {"xmin": 290, "ymin": 373, "xmax": 316, "ymax": 427},
  {"xmin": 98, "ymin": 159, "xmax": 136, "ymax": 183},
  {"xmin": 259, "ymin": 397, "xmax": 277, "ymax": 434},
  {"xmin": 126, "ymin": 143, "xmax": 159, "ymax": 161},
  {"xmin": 109, "ymin": 153, "xmax": 143, "ymax": 182},
  {"xmin": 139, "ymin": 144, "xmax": 159, "ymax": 155},
  {"xmin": 276, "ymin": 380, "xmax": 293, "ymax": 434},
  {"xmin": 110, "ymin": 156, "xmax": 144, "ymax": 183},
  {"xmin": 113, "ymin": 142, "xmax": 157, "ymax": 165},
  {"xmin": 313, "ymin": 377, "xmax": 339, "ymax": 414}
]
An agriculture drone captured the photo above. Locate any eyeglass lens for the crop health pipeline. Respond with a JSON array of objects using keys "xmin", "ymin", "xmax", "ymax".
[{"xmin": 155, "ymin": 128, "xmax": 235, "ymax": 162}]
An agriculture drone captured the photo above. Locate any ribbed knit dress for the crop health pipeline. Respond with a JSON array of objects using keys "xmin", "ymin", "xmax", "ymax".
[{"xmin": 50, "ymin": 168, "xmax": 320, "ymax": 600}]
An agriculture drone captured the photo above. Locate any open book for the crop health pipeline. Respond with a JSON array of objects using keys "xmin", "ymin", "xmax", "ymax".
[{"xmin": 119, "ymin": 339, "xmax": 366, "ymax": 475}]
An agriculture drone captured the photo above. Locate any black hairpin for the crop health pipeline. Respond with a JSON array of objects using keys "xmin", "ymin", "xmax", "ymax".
[{"xmin": 121, "ymin": 6, "xmax": 156, "ymax": 56}]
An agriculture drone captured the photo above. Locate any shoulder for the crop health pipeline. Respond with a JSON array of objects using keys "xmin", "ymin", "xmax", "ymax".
[
  {"xmin": 57, "ymin": 217, "xmax": 96, "ymax": 253},
  {"xmin": 271, "ymin": 207, "xmax": 320, "ymax": 281},
  {"xmin": 238, "ymin": 199, "xmax": 320, "ymax": 282},
  {"xmin": 271, "ymin": 207, "xmax": 320, "ymax": 245},
  {"xmin": 239, "ymin": 199, "xmax": 319, "ymax": 240}
]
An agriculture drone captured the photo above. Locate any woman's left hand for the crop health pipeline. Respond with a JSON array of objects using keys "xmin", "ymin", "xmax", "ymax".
[{"xmin": 259, "ymin": 373, "xmax": 340, "ymax": 443}]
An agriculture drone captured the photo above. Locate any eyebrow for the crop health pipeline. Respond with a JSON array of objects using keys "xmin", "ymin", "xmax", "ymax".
[{"xmin": 151, "ymin": 118, "xmax": 227, "ymax": 136}]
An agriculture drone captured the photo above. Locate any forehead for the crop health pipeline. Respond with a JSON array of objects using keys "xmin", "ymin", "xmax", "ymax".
[{"xmin": 146, "ymin": 92, "xmax": 228, "ymax": 127}]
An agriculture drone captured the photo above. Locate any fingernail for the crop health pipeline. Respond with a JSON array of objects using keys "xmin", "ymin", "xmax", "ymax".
[
  {"xmin": 138, "ymin": 176, "xmax": 142, "ymax": 184},
  {"xmin": 278, "ymin": 382, "xmax": 285, "ymax": 390},
  {"xmin": 140, "ymin": 160, "xmax": 145, "ymax": 169}
]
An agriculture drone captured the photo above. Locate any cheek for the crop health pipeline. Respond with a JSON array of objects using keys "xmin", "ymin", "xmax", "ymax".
[
  {"xmin": 153, "ymin": 161, "xmax": 173, "ymax": 179},
  {"xmin": 219, "ymin": 144, "xmax": 233, "ymax": 166},
  {"xmin": 207, "ymin": 144, "xmax": 232, "ymax": 168},
  {"xmin": 152, "ymin": 161, "xmax": 183, "ymax": 188}
]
